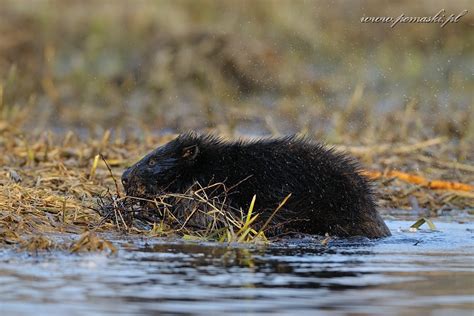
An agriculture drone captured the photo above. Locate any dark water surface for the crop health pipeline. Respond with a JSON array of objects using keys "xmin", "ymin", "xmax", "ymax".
[{"xmin": 1, "ymin": 220, "xmax": 473, "ymax": 316}]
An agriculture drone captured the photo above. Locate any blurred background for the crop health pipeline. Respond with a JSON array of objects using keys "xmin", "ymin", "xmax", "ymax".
[{"xmin": 0, "ymin": 0, "xmax": 472, "ymax": 146}]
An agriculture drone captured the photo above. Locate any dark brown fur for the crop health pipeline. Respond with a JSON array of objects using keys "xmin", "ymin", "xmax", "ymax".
[{"xmin": 122, "ymin": 133, "xmax": 391, "ymax": 238}]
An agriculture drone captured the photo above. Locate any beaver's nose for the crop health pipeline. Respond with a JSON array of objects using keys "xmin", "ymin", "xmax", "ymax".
[{"xmin": 121, "ymin": 167, "xmax": 132, "ymax": 187}]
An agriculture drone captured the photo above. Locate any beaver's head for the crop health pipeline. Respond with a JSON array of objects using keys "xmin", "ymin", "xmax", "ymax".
[{"xmin": 121, "ymin": 133, "xmax": 201, "ymax": 197}]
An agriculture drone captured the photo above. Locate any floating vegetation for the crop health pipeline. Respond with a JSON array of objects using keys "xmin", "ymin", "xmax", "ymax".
[
  {"xmin": 70, "ymin": 232, "xmax": 117, "ymax": 254},
  {"xmin": 410, "ymin": 217, "xmax": 437, "ymax": 231},
  {"xmin": 20, "ymin": 235, "xmax": 56, "ymax": 252}
]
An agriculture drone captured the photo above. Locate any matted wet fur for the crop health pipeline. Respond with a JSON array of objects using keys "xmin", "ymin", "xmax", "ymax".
[{"xmin": 121, "ymin": 132, "xmax": 391, "ymax": 238}]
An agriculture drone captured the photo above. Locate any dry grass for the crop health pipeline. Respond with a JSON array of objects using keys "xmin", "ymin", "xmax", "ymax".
[
  {"xmin": 97, "ymin": 183, "xmax": 270, "ymax": 243},
  {"xmin": 0, "ymin": 120, "xmax": 472, "ymax": 252}
]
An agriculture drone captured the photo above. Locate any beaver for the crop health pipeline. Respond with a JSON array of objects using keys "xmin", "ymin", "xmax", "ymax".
[{"xmin": 121, "ymin": 132, "xmax": 391, "ymax": 238}]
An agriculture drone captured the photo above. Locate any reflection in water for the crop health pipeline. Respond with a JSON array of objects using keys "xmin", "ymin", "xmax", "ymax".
[{"xmin": 0, "ymin": 221, "xmax": 473, "ymax": 315}]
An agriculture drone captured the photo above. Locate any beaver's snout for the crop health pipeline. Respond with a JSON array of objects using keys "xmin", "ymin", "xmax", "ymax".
[
  {"xmin": 121, "ymin": 167, "xmax": 152, "ymax": 197},
  {"xmin": 121, "ymin": 167, "xmax": 132, "ymax": 188}
]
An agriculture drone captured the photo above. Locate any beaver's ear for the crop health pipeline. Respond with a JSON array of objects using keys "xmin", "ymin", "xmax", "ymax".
[{"xmin": 181, "ymin": 144, "xmax": 199, "ymax": 160}]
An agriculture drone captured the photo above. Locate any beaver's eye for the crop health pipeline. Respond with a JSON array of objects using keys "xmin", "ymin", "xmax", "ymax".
[{"xmin": 148, "ymin": 159, "xmax": 157, "ymax": 167}]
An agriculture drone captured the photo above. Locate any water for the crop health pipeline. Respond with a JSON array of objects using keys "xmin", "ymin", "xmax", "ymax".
[{"xmin": 1, "ymin": 220, "xmax": 473, "ymax": 315}]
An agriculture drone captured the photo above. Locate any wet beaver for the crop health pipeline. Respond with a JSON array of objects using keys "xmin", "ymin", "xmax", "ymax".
[{"xmin": 121, "ymin": 132, "xmax": 391, "ymax": 238}]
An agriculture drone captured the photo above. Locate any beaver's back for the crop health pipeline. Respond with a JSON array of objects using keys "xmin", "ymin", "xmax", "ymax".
[{"xmin": 180, "ymin": 136, "xmax": 391, "ymax": 238}]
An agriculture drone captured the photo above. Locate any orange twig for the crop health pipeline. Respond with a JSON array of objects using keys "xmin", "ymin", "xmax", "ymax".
[{"xmin": 362, "ymin": 170, "xmax": 474, "ymax": 192}]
